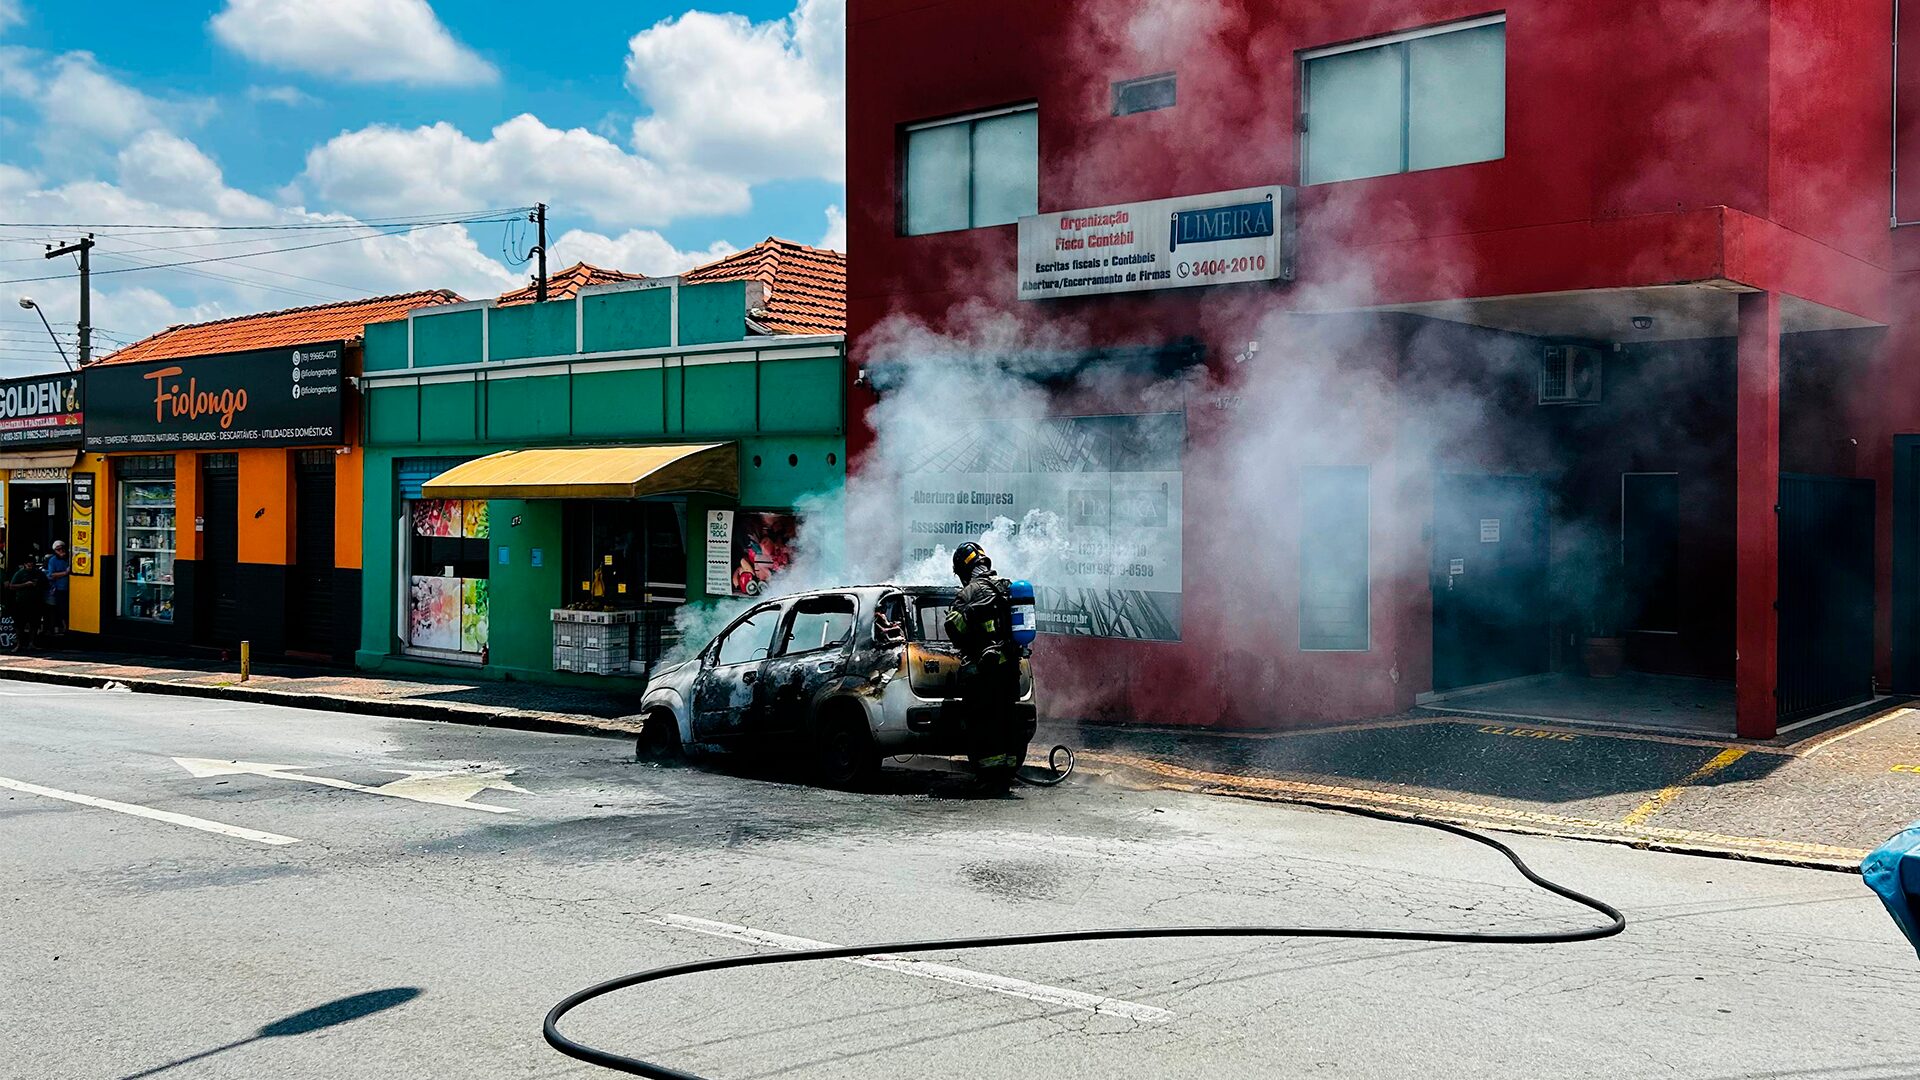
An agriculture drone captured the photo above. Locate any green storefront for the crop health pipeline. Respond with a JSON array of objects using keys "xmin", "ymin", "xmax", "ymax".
[{"xmin": 355, "ymin": 276, "xmax": 845, "ymax": 685}]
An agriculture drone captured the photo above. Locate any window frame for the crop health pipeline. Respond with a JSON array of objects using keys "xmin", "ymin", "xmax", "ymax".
[
  {"xmin": 710, "ymin": 602, "xmax": 786, "ymax": 668},
  {"xmin": 899, "ymin": 102, "xmax": 1040, "ymax": 236},
  {"xmin": 1298, "ymin": 13, "xmax": 1507, "ymax": 186},
  {"xmin": 775, "ymin": 593, "xmax": 859, "ymax": 658}
]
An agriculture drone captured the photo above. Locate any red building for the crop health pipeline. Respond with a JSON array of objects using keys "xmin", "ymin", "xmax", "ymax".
[{"xmin": 847, "ymin": 0, "xmax": 1915, "ymax": 739}]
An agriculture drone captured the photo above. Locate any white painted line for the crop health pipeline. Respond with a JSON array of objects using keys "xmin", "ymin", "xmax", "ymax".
[
  {"xmin": 0, "ymin": 775, "xmax": 300, "ymax": 846},
  {"xmin": 655, "ymin": 913, "xmax": 1172, "ymax": 1023}
]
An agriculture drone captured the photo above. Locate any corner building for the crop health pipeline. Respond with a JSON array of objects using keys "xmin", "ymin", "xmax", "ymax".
[{"xmin": 849, "ymin": 0, "xmax": 1908, "ymax": 738}]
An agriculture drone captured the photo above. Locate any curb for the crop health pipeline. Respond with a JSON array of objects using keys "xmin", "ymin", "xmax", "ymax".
[
  {"xmin": 0, "ymin": 666, "xmax": 641, "ymax": 741},
  {"xmin": 1078, "ymin": 755, "xmax": 1866, "ymax": 875}
]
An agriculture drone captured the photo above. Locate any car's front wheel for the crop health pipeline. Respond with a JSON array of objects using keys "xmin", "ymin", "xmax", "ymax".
[
  {"xmin": 811, "ymin": 707, "xmax": 880, "ymax": 789},
  {"xmin": 636, "ymin": 707, "xmax": 684, "ymax": 763}
]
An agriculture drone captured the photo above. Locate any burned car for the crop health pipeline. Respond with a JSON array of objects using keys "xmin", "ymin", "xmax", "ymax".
[{"xmin": 636, "ymin": 585, "xmax": 1036, "ymax": 783}]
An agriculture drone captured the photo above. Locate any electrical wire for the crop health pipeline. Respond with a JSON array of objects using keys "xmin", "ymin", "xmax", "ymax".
[
  {"xmin": 543, "ymin": 800, "xmax": 1628, "ymax": 1079},
  {"xmin": 0, "ymin": 218, "xmax": 518, "ymax": 285},
  {"xmin": 0, "ymin": 207, "xmax": 532, "ymax": 234}
]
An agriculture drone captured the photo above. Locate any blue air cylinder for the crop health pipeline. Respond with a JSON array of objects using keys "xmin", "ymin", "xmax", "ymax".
[{"xmin": 1009, "ymin": 579, "xmax": 1038, "ymax": 647}]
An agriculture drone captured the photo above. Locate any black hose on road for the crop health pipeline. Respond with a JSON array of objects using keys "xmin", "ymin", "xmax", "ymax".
[
  {"xmin": 1015, "ymin": 743, "xmax": 1075, "ymax": 786},
  {"xmin": 543, "ymin": 800, "xmax": 1627, "ymax": 1079}
]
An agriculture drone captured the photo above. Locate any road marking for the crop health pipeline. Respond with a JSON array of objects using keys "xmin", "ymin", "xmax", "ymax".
[
  {"xmin": 1620, "ymin": 749, "xmax": 1749, "ymax": 827},
  {"xmin": 1476, "ymin": 725, "xmax": 1577, "ymax": 742},
  {"xmin": 1803, "ymin": 707, "xmax": 1916, "ymax": 756},
  {"xmin": 0, "ymin": 774, "xmax": 300, "ymax": 846},
  {"xmin": 653, "ymin": 913, "xmax": 1172, "ymax": 1023},
  {"xmin": 172, "ymin": 758, "xmax": 528, "ymax": 813},
  {"xmin": 1891, "ymin": 764, "xmax": 1920, "ymax": 774},
  {"xmin": 1082, "ymin": 751, "xmax": 1869, "ymax": 863}
]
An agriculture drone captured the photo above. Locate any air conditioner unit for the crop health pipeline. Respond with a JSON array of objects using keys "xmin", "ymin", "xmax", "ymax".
[{"xmin": 1539, "ymin": 344, "xmax": 1603, "ymax": 405}]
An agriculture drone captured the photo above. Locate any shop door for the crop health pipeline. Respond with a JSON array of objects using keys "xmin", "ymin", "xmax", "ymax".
[
  {"xmin": 1777, "ymin": 473, "xmax": 1874, "ymax": 722},
  {"xmin": 1431, "ymin": 473, "xmax": 1550, "ymax": 691},
  {"xmin": 197, "ymin": 459, "xmax": 241, "ymax": 647},
  {"xmin": 7, "ymin": 483, "xmax": 66, "ymax": 560},
  {"xmin": 290, "ymin": 455, "xmax": 336, "ymax": 655}
]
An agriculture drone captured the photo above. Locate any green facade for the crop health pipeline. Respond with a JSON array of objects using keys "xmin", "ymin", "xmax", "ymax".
[{"xmin": 355, "ymin": 279, "xmax": 845, "ymax": 686}]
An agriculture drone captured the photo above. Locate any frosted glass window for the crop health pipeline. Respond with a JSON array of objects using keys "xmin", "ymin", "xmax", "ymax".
[
  {"xmin": 1299, "ymin": 466, "xmax": 1370, "ymax": 651},
  {"xmin": 1302, "ymin": 19, "xmax": 1505, "ymax": 185},
  {"xmin": 903, "ymin": 106, "xmax": 1038, "ymax": 234},
  {"xmin": 1303, "ymin": 46, "xmax": 1403, "ymax": 185},
  {"xmin": 970, "ymin": 110, "xmax": 1039, "ymax": 228},
  {"xmin": 1408, "ymin": 24, "xmax": 1505, "ymax": 171}
]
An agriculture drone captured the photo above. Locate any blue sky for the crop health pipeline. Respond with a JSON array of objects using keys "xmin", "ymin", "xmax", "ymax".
[{"xmin": 0, "ymin": 0, "xmax": 845, "ymax": 376}]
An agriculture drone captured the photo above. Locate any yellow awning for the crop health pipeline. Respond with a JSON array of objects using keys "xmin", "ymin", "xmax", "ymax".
[{"xmin": 420, "ymin": 443, "xmax": 739, "ymax": 500}]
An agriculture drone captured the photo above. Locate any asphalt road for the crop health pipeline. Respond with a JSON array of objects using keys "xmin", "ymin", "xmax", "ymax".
[{"xmin": 2, "ymin": 680, "xmax": 1915, "ymax": 1080}]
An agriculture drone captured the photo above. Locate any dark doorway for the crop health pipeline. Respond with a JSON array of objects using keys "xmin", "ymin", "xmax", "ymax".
[
  {"xmin": 1778, "ymin": 472, "xmax": 1874, "ymax": 722},
  {"xmin": 7, "ymin": 481, "xmax": 67, "ymax": 562},
  {"xmin": 196, "ymin": 456, "xmax": 240, "ymax": 648},
  {"xmin": 290, "ymin": 452, "xmax": 336, "ymax": 655},
  {"xmin": 1431, "ymin": 473, "xmax": 1551, "ymax": 691}
]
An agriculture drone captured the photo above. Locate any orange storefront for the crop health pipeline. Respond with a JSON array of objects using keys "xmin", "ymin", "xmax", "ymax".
[{"xmin": 69, "ymin": 292, "xmax": 454, "ymax": 660}]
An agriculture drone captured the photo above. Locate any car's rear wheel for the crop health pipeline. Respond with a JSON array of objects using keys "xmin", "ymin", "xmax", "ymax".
[{"xmin": 812, "ymin": 706, "xmax": 879, "ymax": 788}]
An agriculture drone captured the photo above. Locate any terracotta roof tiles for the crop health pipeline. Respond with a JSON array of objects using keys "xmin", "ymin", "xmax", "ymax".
[
  {"xmin": 496, "ymin": 262, "xmax": 648, "ymax": 306},
  {"xmin": 682, "ymin": 238, "xmax": 845, "ymax": 336},
  {"xmin": 99, "ymin": 290, "xmax": 463, "ymax": 366}
]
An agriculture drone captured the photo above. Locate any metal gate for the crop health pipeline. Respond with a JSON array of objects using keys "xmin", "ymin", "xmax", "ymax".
[{"xmin": 1777, "ymin": 473, "xmax": 1875, "ymax": 723}]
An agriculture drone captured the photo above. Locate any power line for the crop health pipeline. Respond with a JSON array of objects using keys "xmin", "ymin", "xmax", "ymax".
[
  {"xmin": 0, "ymin": 207, "xmax": 532, "ymax": 235},
  {"xmin": 0, "ymin": 218, "xmax": 508, "ymax": 285}
]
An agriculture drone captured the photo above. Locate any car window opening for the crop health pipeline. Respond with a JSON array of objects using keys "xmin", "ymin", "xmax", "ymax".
[{"xmin": 779, "ymin": 596, "xmax": 857, "ymax": 656}]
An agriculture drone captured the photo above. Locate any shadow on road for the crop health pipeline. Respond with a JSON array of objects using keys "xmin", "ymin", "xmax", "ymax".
[{"xmin": 117, "ymin": 987, "xmax": 424, "ymax": 1079}]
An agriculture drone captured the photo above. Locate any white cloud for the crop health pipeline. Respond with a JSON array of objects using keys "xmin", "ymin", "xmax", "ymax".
[
  {"xmin": 625, "ymin": 0, "xmax": 844, "ymax": 183},
  {"xmin": 547, "ymin": 228, "xmax": 736, "ymax": 277},
  {"xmin": 817, "ymin": 205, "xmax": 845, "ymax": 252},
  {"xmin": 210, "ymin": 0, "xmax": 496, "ymax": 87},
  {"xmin": 297, "ymin": 114, "xmax": 751, "ymax": 227},
  {"xmin": 246, "ymin": 84, "xmax": 317, "ymax": 107},
  {"xmin": 0, "ymin": 1, "xmax": 24, "ymax": 37},
  {"xmin": 0, "ymin": 49, "xmax": 214, "ymax": 155}
]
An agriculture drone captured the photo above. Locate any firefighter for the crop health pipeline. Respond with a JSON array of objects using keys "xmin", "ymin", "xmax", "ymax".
[{"xmin": 944, "ymin": 542, "xmax": 1024, "ymax": 790}]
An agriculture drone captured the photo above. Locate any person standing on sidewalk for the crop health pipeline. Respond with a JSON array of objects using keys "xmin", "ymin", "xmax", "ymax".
[
  {"xmin": 4, "ymin": 554, "xmax": 48, "ymax": 651},
  {"xmin": 44, "ymin": 540, "xmax": 69, "ymax": 641}
]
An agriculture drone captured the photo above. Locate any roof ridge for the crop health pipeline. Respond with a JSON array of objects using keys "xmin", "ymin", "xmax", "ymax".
[{"xmin": 141, "ymin": 289, "xmax": 463, "ymax": 335}]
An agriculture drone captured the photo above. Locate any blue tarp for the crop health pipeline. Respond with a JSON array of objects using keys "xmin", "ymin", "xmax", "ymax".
[{"xmin": 1863, "ymin": 820, "xmax": 1920, "ymax": 958}]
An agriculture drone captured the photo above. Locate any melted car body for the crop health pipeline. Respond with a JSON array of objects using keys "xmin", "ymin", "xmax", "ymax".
[{"xmin": 639, "ymin": 585, "xmax": 1036, "ymax": 779}]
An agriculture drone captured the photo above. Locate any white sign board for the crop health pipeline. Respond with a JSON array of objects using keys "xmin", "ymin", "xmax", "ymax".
[
  {"xmin": 901, "ymin": 413, "xmax": 1185, "ymax": 641},
  {"xmin": 1480, "ymin": 518, "xmax": 1500, "ymax": 543},
  {"xmin": 1018, "ymin": 185, "xmax": 1294, "ymax": 301},
  {"xmin": 704, "ymin": 510, "xmax": 734, "ymax": 597}
]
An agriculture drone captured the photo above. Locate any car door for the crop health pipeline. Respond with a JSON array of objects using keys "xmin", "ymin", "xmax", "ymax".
[
  {"xmin": 759, "ymin": 594, "xmax": 858, "ymax": 734},
  {"xmin": 691, "ymin": 602, "xmax": 785, "ymax": 741}
]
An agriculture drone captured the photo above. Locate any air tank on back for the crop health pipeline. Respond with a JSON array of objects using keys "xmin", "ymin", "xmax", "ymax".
[{"xmin": 1009, "ymin": 579, "xmax": 1037, "ymax": 648}]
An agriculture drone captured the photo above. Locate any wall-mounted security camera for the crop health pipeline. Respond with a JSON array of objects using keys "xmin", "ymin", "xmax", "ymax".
[
  {"xmin": 1631, "ymin": 315, "xmax": 1654, "ymax": 331},
  {"xmin": 1233, "ymin": 341, "xmax": 1260, "ymax": 364},
  {"xmin": 854, "ymin": 367, "xmax": 869, "ymax": 387}
]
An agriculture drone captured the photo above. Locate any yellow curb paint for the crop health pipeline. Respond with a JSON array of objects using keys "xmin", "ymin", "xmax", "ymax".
[
  {"xmin": 1080, "ymin": 750, "xmax": 1867, "ymax": 864},
  {"xmin": 1476, "ymin": 725, "xmax": 1578, "ymax": 741},
  {"xmin": 1892, "ymin": 764, "xmax": 1920, "ymax": 774},
  {"xmin": 1619, "ymin": 749, "xmax": 1749, "ymax": 828}
]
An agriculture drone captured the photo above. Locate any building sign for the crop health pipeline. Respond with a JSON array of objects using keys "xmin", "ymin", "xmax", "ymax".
[
  {"xmin": 69, "ymin": 472, "xmax": 93, "ymax": 576},
  {"xmin": 0, "ymin": 373, "xmax": 82, "ymax": 447},
  {"xmin": 1017, "ymin": 185, "xmax": 1294, "ymax": 301},
  {"xmin": 704, "ymin": 510, "xmax": 734, "ymax": 597},
  {"xmin": 728, "ymin": 511, "xmax": 798, "ymax": 597},
  {"xmin": 83, "ymin": 342, "xmax": 346, "ymax": 451},
  {"xmin": 901, "ymin": 412, "xmax": 1185, "ymax": 641}
]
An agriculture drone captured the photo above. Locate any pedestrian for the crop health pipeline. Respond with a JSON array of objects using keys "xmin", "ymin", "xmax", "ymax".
[
  {"xmin": 943, "ymin": 542, "xmax": 1026, "ymax": 792},
  {"xmin": 44, "ymin": 540, "xmax": 70, "ymax": 641},
  {"xmin": 4, "ymin": 554, "xmax": 48, "ymax": 651}
]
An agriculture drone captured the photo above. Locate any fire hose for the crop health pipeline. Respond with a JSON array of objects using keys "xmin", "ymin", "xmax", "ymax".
[{"xmin": 543, "ymin": 800, "xmax": 1626, "ymax": 1079}]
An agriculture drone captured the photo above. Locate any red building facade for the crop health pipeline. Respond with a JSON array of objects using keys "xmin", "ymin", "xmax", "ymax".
[{"xmin": 848, "ymin": 0, "xmax": 1910, "ymax": 739}]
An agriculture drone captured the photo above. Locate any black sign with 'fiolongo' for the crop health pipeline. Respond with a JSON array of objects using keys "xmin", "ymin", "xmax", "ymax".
[{"xmin": 83, "ymin": 342, "xmax": 346, "ymax": 451}]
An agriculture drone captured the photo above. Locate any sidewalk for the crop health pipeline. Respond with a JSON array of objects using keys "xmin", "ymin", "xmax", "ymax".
[{"xmin": 1, "ymin": 649, "xmax": 1907, "ymax": 871}]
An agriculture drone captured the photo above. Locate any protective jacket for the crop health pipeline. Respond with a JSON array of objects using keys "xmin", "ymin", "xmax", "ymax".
[{"xmin": 946, "ymin": 563, "xmax": 1016, "ymax": 666}]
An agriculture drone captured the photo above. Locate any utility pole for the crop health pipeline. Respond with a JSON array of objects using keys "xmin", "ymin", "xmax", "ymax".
[
  {"xmin": 531, "ymin": 203, "xmax": 548, "ymax": 304},
  {"xmin": 44, "ymin": 234, "xmax": 93, "ymax": 365}
]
